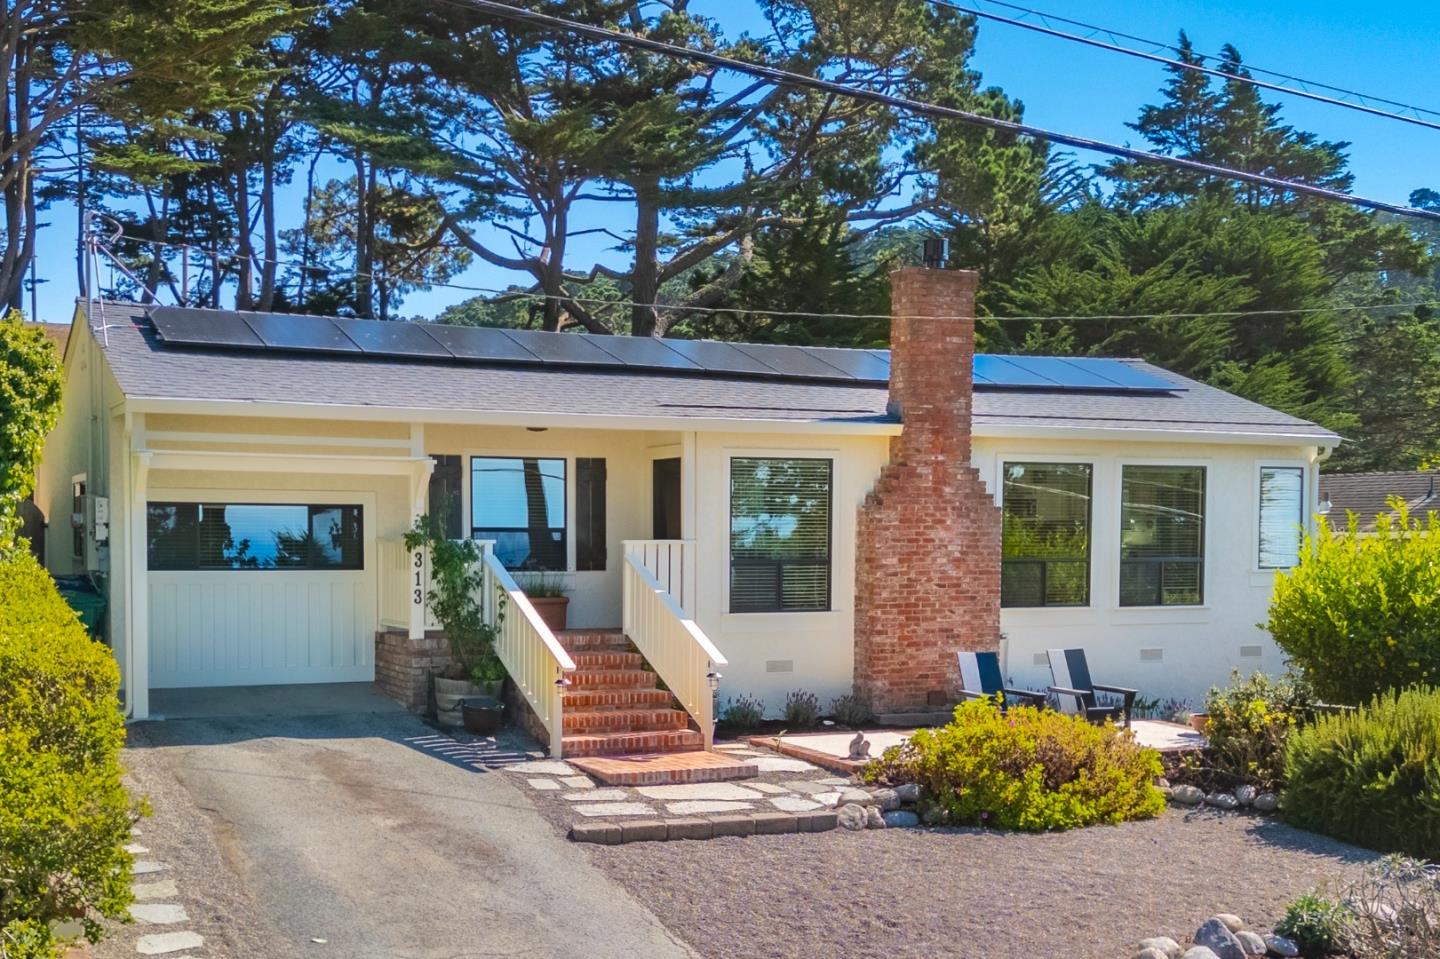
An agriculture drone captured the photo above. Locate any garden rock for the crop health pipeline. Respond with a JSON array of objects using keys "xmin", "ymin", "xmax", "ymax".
[
  {"xmin": 838, "ymin": 787, "xmax": 874, "ymax": 805},
  {"xmin": 1262, "ymin": 934, "xmax": 1299, "ymax": 957},
  {"xmin": 837, "ymin": 803, "xmax": 868, "ymax": 831},
  {"xmin": 895, "ymin": 783, "xmax": 921, "ymax": 802},
  {"xmin": 1234, "ymin": 930, "xmax": 1266, "ymax": 956},
  {"xmin": 1252, "ymin": 792, "xmax": 1279, "ymax": 813},
  {"xmin": 1193, "ymin": 918, "xmax": 1246, "ymax": 959},
  {"xmin": 1215, "ymin": 914, "xmax": 1245, "ymax": 933},
  {"xmin": 1134, "ymin": 949, "xmax": 1170, "ymax": 959},
  {"xmin": 1233, "ymin": 785, "xmax": 1257, "ymax": 807},
  {"xmin": 1137, "ymin": 936, "xmax": 1182, "ymax": 958},
  {"xmin": 1205, "ymin": 791, "xmax": 1240, "ymax": 810},
  {"xmin": 873, "ymin": 788, "xmax": 901, "ymax": 812},
  {"xmin": 1181, "ymin": 949, "xmax": 1220, "ymax": 959},
  {"xmin": 864, "ymin": 805, "xmax": 885, "ymax": 828},
  {"xmin": 1170, "ymin": 785, "xmax": 1204, "ymax": 806},
  {"xmin": 882, "ymin": 809, "xmax": 919, "ymax": 828}
]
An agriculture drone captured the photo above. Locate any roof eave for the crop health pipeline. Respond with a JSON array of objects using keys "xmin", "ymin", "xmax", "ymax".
[{"xmin": 973, "ymin": 420, "xmax": 1340, "ymax": 447}]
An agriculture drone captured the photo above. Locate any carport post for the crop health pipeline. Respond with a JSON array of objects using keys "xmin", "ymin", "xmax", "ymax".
[{"xmin": 127, "ymin": 444, "xmax": 151, "ymax": 720}]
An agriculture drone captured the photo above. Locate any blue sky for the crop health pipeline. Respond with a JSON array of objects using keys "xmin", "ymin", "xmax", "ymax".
[{"xmin": 29, "ymin": 0, "xmax": 1437, "ymax": 324}]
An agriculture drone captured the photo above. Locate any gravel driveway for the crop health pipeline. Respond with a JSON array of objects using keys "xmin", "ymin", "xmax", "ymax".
[
  {"xmin": 103, "ymin": 709, "xmax": 696, "ymax": 959},
  {"xmin": 585, "ymin": 808, "xmax": 1379, "ymax": 959}
]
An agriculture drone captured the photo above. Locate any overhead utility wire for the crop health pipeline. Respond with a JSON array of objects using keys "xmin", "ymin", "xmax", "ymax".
[
  {"xmin": 931, "ymin": 0, "xmax": 1440, "ymax": 133},
  {"xmin": 938, "ymin": 0, "xmax": 1440, "ymax": 126},
  {"xmin": 106, "ymin": 229, "xmax": 1438, "ymax": 325},
  {"xmin": 443, "ymin": 0, "xmax": 1440, "ymax": 222}
]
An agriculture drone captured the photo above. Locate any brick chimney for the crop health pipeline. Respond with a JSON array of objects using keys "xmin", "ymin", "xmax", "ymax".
[{"xmin": 853, "ymin": 266, "xmax": 1002, "ymax": 717}]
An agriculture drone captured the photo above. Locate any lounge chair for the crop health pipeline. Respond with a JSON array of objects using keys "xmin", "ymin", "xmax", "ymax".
[
  {"xmin": 956, "ymin": 651, "xmax": 1048, "ymax": 711},
  {"xmin": 1045, "ymin": 648, "xmax": 1136, "ymax": 728}
]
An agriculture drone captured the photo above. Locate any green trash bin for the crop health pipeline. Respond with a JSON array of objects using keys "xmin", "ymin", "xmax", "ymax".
[{"xmin": 59, "ymin": 589, "xmax": 107, "ymax": 642}]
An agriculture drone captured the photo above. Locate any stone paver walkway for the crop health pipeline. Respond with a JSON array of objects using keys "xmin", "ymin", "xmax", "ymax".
[{"xmin": 510, "ymin": 743, "xmax": 863, "ymax": 825}]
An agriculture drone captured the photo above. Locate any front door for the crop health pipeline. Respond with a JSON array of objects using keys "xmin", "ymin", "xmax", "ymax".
[{"xmin": 652, "ymin": 457, "xmax": 682, "ymax": 539}]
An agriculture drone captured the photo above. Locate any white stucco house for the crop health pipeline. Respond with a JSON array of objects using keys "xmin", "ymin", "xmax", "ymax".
[{"xmin": 34, "ymin": 267, "xmax": 1338, "ymax": 764}]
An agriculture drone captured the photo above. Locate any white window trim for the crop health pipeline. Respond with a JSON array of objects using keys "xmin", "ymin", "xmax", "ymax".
[
  {"xmin": 993, "ymin": 454, "xmax": 1097, "ymax": 611},
  {"xmin": 723, "ymin": 445, "xmax": 838, "ymax": 616},
  {"xmin": 1253, "ymin": 460, "xmax": 1311, "ymax": 573},
  {"xmin": 1114, "ymin": 456, "xmax": 1212, "ymax": 611}
]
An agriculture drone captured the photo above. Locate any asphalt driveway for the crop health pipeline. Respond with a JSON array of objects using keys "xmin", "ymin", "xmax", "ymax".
[{"xmin": 116, "ymin": 705, "xmax": 696, "ymax": 959}]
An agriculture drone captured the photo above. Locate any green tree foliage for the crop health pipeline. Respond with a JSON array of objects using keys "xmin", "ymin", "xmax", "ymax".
[
  {"xmin": 1283, "ymin": 686, "xmax": 1440, "ymax": 857},
  {"xmin": 1268, "ymin": 501, "xmax": 1440, "ymax": 704},
  {"xmin": 0, "ymin": 550, "xmax": 139, "ymax": 957},
  {"xmin": 0, "ymin": 314, "xmax": 63, "ymax": 556}
]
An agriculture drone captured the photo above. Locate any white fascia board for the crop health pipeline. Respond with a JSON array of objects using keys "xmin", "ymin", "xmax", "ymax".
[
  {"xmin": 972, "ymin": 421, "xmax": 1340, "ymax": 448},
  {"xmin": 122, "ymin": 396, "xmax": 904, "ymax": 436},
  {"xmin": 140, "ymin": 448, "xmax": 431, "ymax": 477}
]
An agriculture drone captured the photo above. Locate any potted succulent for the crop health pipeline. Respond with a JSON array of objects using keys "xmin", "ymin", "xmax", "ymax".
[
  {"xmin": 517, "ymin": 571, "xmax": 570, "ymax": 632},
  {"xmin": 405, "ymin": 514, "xmax": 508, "ymax": 727}
]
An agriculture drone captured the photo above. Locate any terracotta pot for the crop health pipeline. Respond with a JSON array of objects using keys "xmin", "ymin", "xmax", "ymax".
[
  {"xmin": 527, "ymin": 595, "xmax": 569, "ymax": 632},
  {"xmin": 1188, "ymin": 712, "xmax": 1210, "ymax": 734}
]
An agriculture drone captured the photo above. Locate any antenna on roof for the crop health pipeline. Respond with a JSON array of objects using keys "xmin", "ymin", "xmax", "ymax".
[{"xmin": 922, "ymin": 237, "xmax": 948, "ymax": 270}]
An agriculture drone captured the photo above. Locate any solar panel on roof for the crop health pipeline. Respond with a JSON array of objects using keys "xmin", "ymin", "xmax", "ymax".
[
  {"xmin": 241, "ymin": 312, "xmax": 360, "ymax": 353},
  {"xmin": 971, "ymin": 354, "xmax": 1181, "ymax": 393},
  {"xmin": 663, "ymin": 339, "xmax": 778, "ymax": 376},
  {"xmin": 975, "ymin": 355, "xmax": 1061, "ymax": 388},
  {"xmin": 503, "ymin": 328, "xmax": 624, "ymax": 366},
  {"xmin": 333, "ymin": 317, "xmax": 451, "ymax": 358},
  {"xmin": 587, "ymin": 334, "xmax": 702, "ymax": 370},
  {"xmin": 421, "ymin": 324, "xmax": 541, "ymax": 363},
  {"xmin": 804, "ymin": 347, "xmax": 890, "ymax": 382},
  {"xmin": 149, "ymin": 306, "xmax": 265, "ymax": 348},
  {"xmin": 731, "ymin": 343, "xmax": 856, "ymax": 380},
  {"xmin": 1059, "ymin": 357, "xmax": 1180, "ymax": 391}
]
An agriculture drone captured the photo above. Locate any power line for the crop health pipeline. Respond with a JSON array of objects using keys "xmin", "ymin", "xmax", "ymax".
[
  {"xmin": 933, "ymin": 0, "xmax": 1440, "ymax": 133},
  {"xmin": 441, "ymin": 0, "xmax": 1440, "ymax": 223},
  {"xmin": 105, "ymin": 228, "xmax": 1438, "ymax": 325}
]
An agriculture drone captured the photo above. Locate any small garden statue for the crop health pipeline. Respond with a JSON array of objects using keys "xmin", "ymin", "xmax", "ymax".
[{"xmin": 848, "ymin": 731, "xmax": 871, "ymax": 760}]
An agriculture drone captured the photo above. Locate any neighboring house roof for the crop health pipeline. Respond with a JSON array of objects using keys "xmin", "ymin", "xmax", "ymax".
[
  {"xmin": 78, "ymin": 300, "xmax": 1340, "ymax": 442},
  {"xmin": 1319, "ymin": 470, "xmax": 1440, "ymax": 530}
]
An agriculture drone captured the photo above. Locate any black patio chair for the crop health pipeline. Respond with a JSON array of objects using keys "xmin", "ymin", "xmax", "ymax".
[
  {"xmin": 956, "ymin": 651, "xmax": 1048, "ymax": 711},
  {"xmin": 1045, "ymin": 648, "xmax": 1136, "ymax": 728}
]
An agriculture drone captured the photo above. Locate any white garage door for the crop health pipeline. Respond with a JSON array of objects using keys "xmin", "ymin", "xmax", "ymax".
[{"xmin": 146, "ymin": 500, "xmax": 376, "ymax": 688}]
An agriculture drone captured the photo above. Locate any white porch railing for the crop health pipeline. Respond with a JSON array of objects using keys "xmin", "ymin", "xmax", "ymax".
[
  {"xmin": 477, "ymin": 544, "xmax": 577, "ymax": 757},
  {"xmin": 378, "ymin": 538, "xmax": 410, "ymax": 630},
  {"xmin": 622, "ymin": 552, "xmax": 727, "ymax": 748},
  {"xmin": 623, "ymin": 539, "xmax": 697, "ymax": 615}
]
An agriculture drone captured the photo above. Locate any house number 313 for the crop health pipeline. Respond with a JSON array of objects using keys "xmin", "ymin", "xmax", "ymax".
[{"xmin": 413, "ymin": 551, "xmax": 424, "ymax": 605}]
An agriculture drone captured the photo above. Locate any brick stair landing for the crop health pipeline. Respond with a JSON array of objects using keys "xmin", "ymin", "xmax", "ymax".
[
  {"xmin": 568, "ymin": 750, "xmax": 759, "ymax": 786},
  {"xmin": 557, "ymin": 629, "xmax": 753, "ymax": 785}
]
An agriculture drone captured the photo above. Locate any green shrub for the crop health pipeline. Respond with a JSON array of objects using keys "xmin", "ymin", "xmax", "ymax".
[
  {"xmin": 0, "ymin": 312, "xmax": 63, "ymax": 553},
  {"xmin": 862, "ymin": 698, "xmax": 1165, "ymax": 831},
  {"xmin": 1183, "ymin": 670, "xmax": 1311, "ymax": 791},
  {"xmin": 782, "ymin": 690, "xmax": 820, "ymax": 727},
  {"xmin": 1275, "ymin": 893, "xmax": 1351, "ymax": 957},
  {"xmin": 0, "ymin": 551, "xmax": 138, "ymax": 957},
  {"xmin": 720, "ymin": 694, "xmax": 765, "ymax": 729},
  {"xmin": 828, "ymin": 693, "xmax": 875, "ymax": 728},
  {"xmin": 1282, "ymin": 685, "xmax": 1440, "ymax": 857},
  {"xmin": 1269, "ymin": 501, "xmax": 1440, "ymax": 704}
]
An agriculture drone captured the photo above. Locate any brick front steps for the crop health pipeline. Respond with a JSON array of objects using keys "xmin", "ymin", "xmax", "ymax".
[
  {"xmin": 571, "ymin": 809, "xmax": 838, "ymax": 844},
  {"xmin": 568, "ymin": 749, "xmax": 759, "ymax": 786}
]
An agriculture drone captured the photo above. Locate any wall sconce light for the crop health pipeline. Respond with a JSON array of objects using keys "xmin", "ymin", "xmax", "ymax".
[{"xmin": 706, "ymin": 670, "xmax": 722, "ymax": 692}]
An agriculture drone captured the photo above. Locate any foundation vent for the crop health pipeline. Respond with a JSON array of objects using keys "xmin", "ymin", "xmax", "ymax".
[
  {"xmin": 1240, "ymin": 645, "xmax": 1263, "ymax": 659},
  {"xmin": 1139, "ymin": 648, "xmax": 1164, "ymax": 663},
  {"xmin": 765, "ymin": 660, "xmax": 794, "ymax": 673}
]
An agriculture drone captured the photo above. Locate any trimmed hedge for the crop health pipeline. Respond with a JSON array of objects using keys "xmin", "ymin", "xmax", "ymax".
[
  {"xmin": 0, "ymin": 551, "xmax": 136, "ymax": 957},
  {"xmin": 1282, "ymin": 686, "xmax": 1440, "ymax": 857},
  {"xmin": 863, "ymin": 698, "xmax": 1166, "ymax": 831}
]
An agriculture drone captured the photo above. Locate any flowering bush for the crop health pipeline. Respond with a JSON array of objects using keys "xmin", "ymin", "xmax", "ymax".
[
  {"xmin": 862, "ymin": 698, "xmax": 1165, "ymax": 831},
  {"xmin": 1184, "ymin": 670, "xmax": 1312, "ymax": 791},
  {"xmin": 782, "ymin": 689, "xmax": 820, "ymax": 727}
]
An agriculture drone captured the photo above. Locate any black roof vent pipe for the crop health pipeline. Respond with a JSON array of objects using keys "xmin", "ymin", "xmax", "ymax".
[{"xmin": 922, "ymin": 236, "xmax": 948, "ymax": 269}]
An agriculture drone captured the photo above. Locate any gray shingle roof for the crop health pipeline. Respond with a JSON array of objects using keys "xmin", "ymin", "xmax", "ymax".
[
  {"xmin": 82, "ymin": 300, "xmax": 1339, "ymax": 441},
  {"xmin": 1319, "ymin": 470, "xmax": 1440, "ymax": 530}
]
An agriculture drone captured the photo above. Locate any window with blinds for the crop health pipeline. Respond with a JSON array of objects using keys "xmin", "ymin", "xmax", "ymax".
[
  {"xmin": 1119, "ymin": 465, "xmax": 1206, "ymax": 606},
  {"xmin": 1001, "ymin": 462, "xmax": 1092, "ymax": 607},
  {"xmin": 146, "ymin": 503, "xmax": 363, "ymax": 571},
  {"xmin": 729, "ymin": 457, "xmax": 832, "ymax": 613},
  {"xmin": 1258, "ymin": 466, "xmax": 1304, "ymax": 569},
  {"xmin": 471, "ymin": 456, "xmax": 566, "ymax": 571}
]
